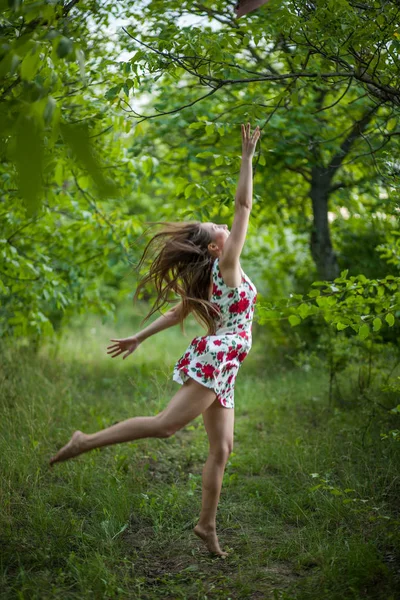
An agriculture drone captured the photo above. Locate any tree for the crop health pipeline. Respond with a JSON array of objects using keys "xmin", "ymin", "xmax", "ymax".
[
  {"xmin": 111, "ymin": 0, "xmax": 399, "ymax": 279},
  {"xmin": 1, "ymin": 0, "xmax": 399, "ymax": 342}
]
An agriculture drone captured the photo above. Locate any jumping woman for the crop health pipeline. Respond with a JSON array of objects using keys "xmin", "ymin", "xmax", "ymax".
[{"xmin": 49, "ymin": 123, "xmax": 261, "ymax": 558}]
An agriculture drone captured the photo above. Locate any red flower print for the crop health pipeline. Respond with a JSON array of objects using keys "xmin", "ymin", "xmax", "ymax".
[
  {"xmin": 202, "ymin": 364, "xmax": 215, "ymax": 379},
  {"xmin": 178, "ymin": 356, "xmax": 190, "ymax": 368},
  {"xmin": 227, "ymin": 374, "xmax": 234, "ymax": 384},
  {"xmin": 182, "ymin": 367, "xmax": 189, "ymax": 375},
  {"xmin": 196, "ymin": 362, "xmax": 202, "ymax": 368},
  {"xmin": 228, "ymin": 292, "xmax": 234, "ymax": 299},
  {"xmin": 240, "ymin": 291, "xmax": 246, "ymax": 298},
  {"xmin": 253, "ymin": 294, "xmax": 257, "ymax": 304},
  {"xmin": 217, "ymin": 351, "xmax": 225, "ymax": 361},
  {"xmin": 229, "ymin": 298, "xmax": 250, "ymax": 314},
  {"xmin": 227, "ymin": 349, "xmax": 238, "ymax": 361},
  {"xmin": 196, "ymin": 338, "xmax": 207, "ymax": 354},
  {"xmin": 213, "ymin": 340, "xmax": 222, "ymax": 346},
  {"xmin": 238, "ymin": 331, "xmax": 248, "ymax": 339},
  {"xmin": 213, "ymin": 283, "xmax": 222, "ymax": 297},
  {"xmin": 237, "ymin": 344, "xmax": 242, "ymax": 350},
  {"xmin": 238, "ymin": 352, "xmax": 247, "ymax": 363}
]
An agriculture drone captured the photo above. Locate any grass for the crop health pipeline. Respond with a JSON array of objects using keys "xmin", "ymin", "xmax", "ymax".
[{"xmin": 1, "ymin": 301, "xmax": 399, "ymax": 599}]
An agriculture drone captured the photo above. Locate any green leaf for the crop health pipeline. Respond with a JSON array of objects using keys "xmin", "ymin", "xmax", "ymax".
[
  {"xmin": 57, "ymin": 37, "xmax": 73, "ymax": 59},
  {"xmin": 188, "ymin": 122, "xmax": 204, "ymax": 130},
  {"xmin": 288, "ymin": 315, "xmax": 301, "ymax": 327},
  {"xmin": 60, "ymin": 122, "xmax": 118, "ymax": 197},
  {"xmin": 358, "ymin": 324, "xmax": 370, "ymax": 340},
  {"xmin": 337, "ymin": 322, "xmax": 348, "ymax": 330},
  {"xmin": 298, "ymin": 303, "xmax": 309, "ymax": 319},
  {"xmin": 196, "ymin": 151, "xmax": 214, "ymax": 158},
  {"xmin": 386, "ymin": 117, "xmax": 397, "ymax": 132},
  {"xmin": 105, "ymin": 85, "xmax": 122, "ymax": 100},
  {"xmin": 386, "ymin": 313, "xmax": 395, "ymax": 327},
  {"xmin": 20, "ymin": 45, "xmax": 41, "ymax": 81},
  {"xmin": 184, "ymin": 183, "xmax": 195, "ymax": 199},
  {"xmin": 309, "ymin": 484, "xmax": 322, "ymax": 492},
  {"xmin": 373, "ymin": 317, "xmax": 382, "ymax": 331}
]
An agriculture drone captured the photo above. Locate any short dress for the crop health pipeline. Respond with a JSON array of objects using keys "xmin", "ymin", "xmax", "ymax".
[{"xmin": 172, "ymin": 257, "xmax": 258, "ymax": 408}]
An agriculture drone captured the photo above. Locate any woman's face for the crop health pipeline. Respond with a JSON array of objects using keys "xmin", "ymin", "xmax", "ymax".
[{"xmin": 202, "ymin": 222, "xmax": 230, "ymax": 254}]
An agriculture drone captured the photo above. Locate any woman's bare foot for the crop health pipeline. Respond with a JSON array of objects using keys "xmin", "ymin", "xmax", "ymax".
[
  {"xmin": 193, "ymin": 524, "xmax": 228, "ymax": 558},
  {"xmin": 49, "ymin": 430, "xmax": 87, "ymax": 466}
]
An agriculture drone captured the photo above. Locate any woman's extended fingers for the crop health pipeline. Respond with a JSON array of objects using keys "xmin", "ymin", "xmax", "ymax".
[
  {"xmin": 107, "ymin": 339, "xmax": 123, "ymax": 357},
  {"xmin": 252, "ymin": 125, "xmax": 261, "ymax": 141},
  {"xmin": 108, "ymin": 349, "xmax": 122, "ymax": 357},
  {"xmin": 241, "ymin": 123, "xmax": 260, "ymax": 141},
  {"xmin": 107, "ymin": 337, "xmax": 139, "ymax": 360},
  {"xmin": 242, "ymin": 123, "xmax": 251, "ymax": 138}
]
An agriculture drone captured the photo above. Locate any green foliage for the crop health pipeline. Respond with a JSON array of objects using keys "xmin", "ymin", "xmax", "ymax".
[
  {"xmin": 1, "ymin": 0, "xmax": 400, "ymax": 352},
  {"xmin": 258, "ymin": 269, "xmax": 399, "ymax": 339},
  {"xmin": 0, "ymin": 195, "xmax": 144, "ymax": 340}
]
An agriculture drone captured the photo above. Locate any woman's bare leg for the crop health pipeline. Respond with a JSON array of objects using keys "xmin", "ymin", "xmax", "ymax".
[
  {"xmin": 49, "ymin": 378, "xmax": 217, "ymax": 466},
  {"xmin": 193, "ymin": 398, "xmax": 234, "ymax": 557}
]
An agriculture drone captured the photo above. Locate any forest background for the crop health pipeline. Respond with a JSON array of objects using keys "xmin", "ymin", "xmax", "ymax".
[{"xmin": 1, "ymin": 0, "xmax": 400, "ymax": 598}]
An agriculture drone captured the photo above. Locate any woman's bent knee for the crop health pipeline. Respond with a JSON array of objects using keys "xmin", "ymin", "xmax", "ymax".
[
  {"xmin": 210, "ymin": 444, "xmax": 233, "ymax": 463},
  {"xmin": 154, "ymin": 414, "xmax": 176, "ymax": 438}
]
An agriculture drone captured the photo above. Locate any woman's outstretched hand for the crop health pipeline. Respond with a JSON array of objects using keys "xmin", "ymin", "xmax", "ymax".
[
  {"xmin": 107, "ymin": 335, "xmax": 141, "ymax": 360},
  {"xmin": 241, "ymin": 123, "xmax": 261, "ymax": 160}
]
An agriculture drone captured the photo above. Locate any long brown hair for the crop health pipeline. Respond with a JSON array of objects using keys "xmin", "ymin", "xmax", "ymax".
[{"xmin": 133, "ymin": 221, "xmax": 220, "ymax": 336}]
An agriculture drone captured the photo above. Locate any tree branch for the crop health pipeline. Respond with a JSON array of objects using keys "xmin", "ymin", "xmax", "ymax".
[{"xmin": 327, "ymin": 103, "xmax": 382, "ymax": 177}]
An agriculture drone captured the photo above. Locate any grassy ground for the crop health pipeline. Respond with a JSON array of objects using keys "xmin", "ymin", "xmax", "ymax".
[{"xmin": 1, "ymin": 303, "xmax": 399, "ymax": 599}]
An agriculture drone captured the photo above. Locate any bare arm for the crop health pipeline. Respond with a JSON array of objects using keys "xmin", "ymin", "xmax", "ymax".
[
  {"xmin": 136, "ymin": 303, "xmax": 182, "ymax": 343},
  {"xmin": 220, "ymin": 123, "xmax": 260, "ymax": 271},
  {"xmin": 107, "ymin": 302, "xmax": 184, "ymax": 360},
  {"xmin": 234, "ymin": 156, "xmax": 253, "ymax": 209}
]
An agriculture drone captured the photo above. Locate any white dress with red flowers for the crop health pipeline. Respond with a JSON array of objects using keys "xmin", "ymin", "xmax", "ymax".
[{"xmin": 172, "ymin": 257, "xmax": 257, "ymax": 408}]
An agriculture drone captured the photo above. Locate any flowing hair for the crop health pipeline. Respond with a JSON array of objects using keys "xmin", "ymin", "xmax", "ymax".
[{"xmin": 133, "ymin": 221, "xmax": 220, "ymax": 336}]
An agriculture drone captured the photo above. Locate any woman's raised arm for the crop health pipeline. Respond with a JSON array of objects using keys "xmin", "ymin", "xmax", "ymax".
[{"xmin": 220, "ymin": 123, "xmax": 260, "ymax": 271}]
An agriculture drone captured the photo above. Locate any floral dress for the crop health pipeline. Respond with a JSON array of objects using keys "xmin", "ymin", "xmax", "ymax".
[{"xmin": 172, "ymin": 257, "xmax": 258, "ymax": 408}]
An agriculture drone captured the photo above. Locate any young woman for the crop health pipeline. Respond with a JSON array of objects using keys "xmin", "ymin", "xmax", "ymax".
[{"xmin": 49, "ymin": 123, "xmax": 261, "ymax": 558}]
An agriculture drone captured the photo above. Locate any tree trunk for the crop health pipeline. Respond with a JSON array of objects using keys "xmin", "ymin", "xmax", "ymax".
[{"xmin": 309, "ymin": 166, "xmax": 340, "ymax": 281}]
